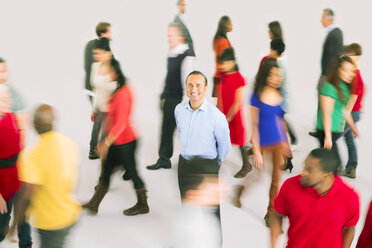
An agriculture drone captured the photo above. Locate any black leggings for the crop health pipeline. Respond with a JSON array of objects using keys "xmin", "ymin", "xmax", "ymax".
[{"xmin": 101, "ymin": 140, "xmax": 144, "ymax": 189}]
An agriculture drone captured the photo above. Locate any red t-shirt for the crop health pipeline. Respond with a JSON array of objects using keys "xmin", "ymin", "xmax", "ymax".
[
  {"xmin": 106, "ymin": 85, "xmax": 137, "ymax": 145},
  {"xmin": 0, "ymin": 113, "xmax": 21, "ymax": 201},
  {"xmin": 357, "ymin": 200, "xmax": 372, "ymax": 248},
  {"xmin": 352, "ymin": 69, "xmax": 365, "ymax": 112},
  {"xmin": 274, "ymin": 175, "xmax": 360, "ymax": 248}
]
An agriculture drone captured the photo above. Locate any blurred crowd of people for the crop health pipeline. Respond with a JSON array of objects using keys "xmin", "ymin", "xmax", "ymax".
[{"xmin": 0, "ymin": 1, "xmax": 371, "ymax": 248}]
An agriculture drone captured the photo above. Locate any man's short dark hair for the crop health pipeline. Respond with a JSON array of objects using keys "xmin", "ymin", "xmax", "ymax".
[
  {"xmin": 324, "ymin": 8, "xmax": 334, "ymax": 18},
  {"xmin": 270, "ymin": 38, "xmax": 285, "ymax": 56},
  {"xmin": 0, "ymin": 58, "xmax": 5, "ymax": 63},
  {"xmin": 309, "ymin": 148, "xmax": 339, "ymax": 174},
  {"xmin": 96, "ymin": 22, "xmax": 111, "ymax": 37},
  {"xmin": 186, "ymin": 71, "xmax": 208, "ymax": 86}
]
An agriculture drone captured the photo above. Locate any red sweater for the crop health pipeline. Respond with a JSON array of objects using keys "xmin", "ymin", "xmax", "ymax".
[
  {"xmin": 0, "ymin": 113, "xmax": 21, "ymax": 201},
  {"xmin": 106, "ymin": 85, "xmax": 137, "ymax": 145}
]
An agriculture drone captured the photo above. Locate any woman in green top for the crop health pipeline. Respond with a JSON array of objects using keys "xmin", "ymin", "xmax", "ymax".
[{"xmin": 316, "ymin": 56, "xmax": 359, "ymax": 166}]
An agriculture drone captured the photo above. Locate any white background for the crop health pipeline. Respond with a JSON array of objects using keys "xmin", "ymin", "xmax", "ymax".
[{"xmin": 1, "ymin": 0, "xmax": 371, "ymax": 247}]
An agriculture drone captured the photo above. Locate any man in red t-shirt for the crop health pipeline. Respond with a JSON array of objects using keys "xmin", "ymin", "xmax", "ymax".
[
  {"xmin": 271, "ymin": 148, "xmax": 359, "ymax": 248},
  {"xmin": 357, "ymin": 200, "xmax": 372, "ymax": 248}
]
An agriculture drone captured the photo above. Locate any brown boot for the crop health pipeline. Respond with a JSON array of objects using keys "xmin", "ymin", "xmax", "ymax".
[
  {"xmin": 123, "ymin": 188, "xmax": 149, "ymax": 216},
  {"xmin": 82, "ymin": 183, "xmax": 109, "ymax": 214},
  {"xmin": 231, "ymin": 185, "xmax": 245, "ymax": 208},
  {"xmin": 234, "ymin": 148, "xmax": 253, "ymax": 178}
]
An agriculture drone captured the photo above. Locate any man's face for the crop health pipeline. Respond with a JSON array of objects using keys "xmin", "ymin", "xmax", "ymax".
[
  {"xmin": 178, "ymin": 0, "xmax": 186, "ymax": 14},
  {"xmin": 301, "ymin": 156, "xmax": 328, "ymax": 187},
  {"xmin": 101, "ymin": 26, "xmax": 113, "ymax": 40},
  {"xmin": 168, "ymin": 26, "xmax": 184, "ymax": 50},
  {"xmin": 0, "ymin": 63, "xmax": 9, "ymax": 84},
  {"xmin": 186, "ymin": 74, "xmax": 207, "ymax": 104},
  {"xmin": 321, "ymin": 11, "xmax": 332, "ymax": 27},
  {"xmin": 0, "ymin": 88, "xmax": 13, "ymax": 113}
]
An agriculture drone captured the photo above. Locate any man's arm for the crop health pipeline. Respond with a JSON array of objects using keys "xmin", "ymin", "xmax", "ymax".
[
  {"xmin": 342, "ymin": 226, "xmax": 355, "ymax": 248},
  {"xmin": 214, "ymin": 113, "xmax": 231, "ymax": 164},
  {"xmin": 270, "ymin": 210, "xmax": 284, "ymax": 248}
]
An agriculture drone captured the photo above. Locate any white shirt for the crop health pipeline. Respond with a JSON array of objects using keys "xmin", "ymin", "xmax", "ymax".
[{"xmin": 90, "ymin": 62, "xmax": 117, "ymax": 112}]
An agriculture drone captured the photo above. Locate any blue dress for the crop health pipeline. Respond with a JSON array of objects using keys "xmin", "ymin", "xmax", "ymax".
[{"xmin": 250, "ymin": 92, "xmax": 287, "ymax": 147}]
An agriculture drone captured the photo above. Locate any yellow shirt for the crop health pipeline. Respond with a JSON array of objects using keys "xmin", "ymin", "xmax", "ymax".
[{"xmin": 19, "ymin": 131, "xmax": 81, "ymax": 230}]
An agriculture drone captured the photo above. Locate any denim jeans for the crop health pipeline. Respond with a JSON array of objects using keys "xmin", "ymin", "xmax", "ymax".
[
  {"xmin": 89, "ymin": 111, "xmax": 105, "ymax": 147},
  {"xmin": 341, "ymin": 111, "xmax": 361, "ymax": 169},
  {"xmin": 0, "ymin": 198, "xmax": 32, "ymax": 247}
]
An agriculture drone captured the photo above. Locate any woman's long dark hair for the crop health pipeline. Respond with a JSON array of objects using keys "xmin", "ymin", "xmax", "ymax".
[
  {"xmin": 253, "ymin": 58, "xmax": 279, "ymax": 96},
  {"xmin": 268, "ymin": 21, "xmax": 283, "ymax": 40},
  {"xmin": 326, "ymin": 56, "xmax": 355, "ymax": 103},
  {"xmin": 213, "ymin": 16, "xmax": 230, "ymax": 41},
  {"xmin": 111, "ymin": 58, "xmax": 127, "ymax": 94}
]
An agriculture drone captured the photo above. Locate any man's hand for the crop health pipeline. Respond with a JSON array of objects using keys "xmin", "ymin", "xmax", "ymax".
[{"xmin": 91, "ymin": 112, "xmax": 96, "ymax": 122}]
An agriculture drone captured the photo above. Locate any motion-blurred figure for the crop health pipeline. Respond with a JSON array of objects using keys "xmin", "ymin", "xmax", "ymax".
[
  {"xmin": 84, "ymin": 22, "xmax": 112, "ymax": 103},
  {"xmin": 212, "ymin": 16, "xmax": 233, "ymax": 98},
  {"xmin": 83, "ymin": 60, "xmax": 149, "ymax": 216},
  {"xmin": 175, "ymin": 71, "xmax": 231, "ymax": 247},
  {"xmin": 147, "ymin": 23, "xmax": 195, "ymax": 170},
  {"xmin": 268, "ymin": 21, "xmax": 283, "ymax": 40},
  {"xmin": 174, "ymin": 0, "xmax": 195, "ymax": 55},
  {"xmin": 339, "ymin": 43, "xmax": 365, "ymax": 179},
  {"xmin": 10, "ymin": 105, "xmax": 81, "ymax": 248},
  {"xmin": 271, "ymin": 148, "xmax": 359, "ymax": 248},
  {"xmin": 357, "ymin": 199, "xmax": 372, "ymax": 248}
]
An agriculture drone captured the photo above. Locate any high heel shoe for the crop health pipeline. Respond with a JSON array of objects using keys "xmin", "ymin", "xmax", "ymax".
[{"xmin": 283, "ymin": 158, "xmax": 293, "ymax": 173}]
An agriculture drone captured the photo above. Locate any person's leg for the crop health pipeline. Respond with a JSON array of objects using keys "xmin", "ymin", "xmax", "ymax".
[
  {"xmin": 234, "ymin": 145, "xmax": 253, "ymax": 178},
  {"xmin": 331, "ymin": 132, "xmax": 343, "ymax": 169},
  {"xmin": 89, "ymin": 111, "xmax": 105, "ymax": 159},
  {"xmin": 344, "ymin": 112, "xmax": 360, "ymax": 169},
  {"xmin": 12, "ymin": 191, "xmax": 33, "ymax": 248},
  {"xmin": 284, "ymin": 118, "xmax": 297, "ymax": 145},
  {"xmin": 0, "ymin": 200, "xmax": 12, "ymax": 242},
  {"xmin": 38, "ymin": 224, "xmax": 73, "ymax": 248}
]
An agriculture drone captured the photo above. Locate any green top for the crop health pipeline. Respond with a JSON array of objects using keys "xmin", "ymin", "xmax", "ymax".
[{"xmin": 316, "ymin": 81, "xmax": 350, "ymax": 132}]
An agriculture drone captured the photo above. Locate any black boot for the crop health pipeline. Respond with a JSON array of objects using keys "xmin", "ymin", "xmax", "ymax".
[
  {"xmin": 89, "ymin": 145, "xmax": 100, "ymax": 160},
  {"xmin": 123, "ymin": 188, "xmax": 149, "ymax": 216},
  {"xmin": 122, "ymin": 171, "xmax": 131, "ymax": 181},
  {"xmin": 283, "ymin": 158, "xmax": 293, "ymax": 173},
  {"xmin": 234, "ymin": 148, "xmax": 253, "ymax": 178},
  {"xmin": 83, "ymin": 183, "xmax": 109, "ymax": 214}
]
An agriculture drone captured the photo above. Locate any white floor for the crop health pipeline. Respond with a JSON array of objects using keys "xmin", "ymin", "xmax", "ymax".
[{"xmin": 1, "ymin": 1, "xmax": 372, "ymax": 247}]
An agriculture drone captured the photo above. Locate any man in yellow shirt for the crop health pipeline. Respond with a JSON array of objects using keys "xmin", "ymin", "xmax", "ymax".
[{"xmin": 10, "ymin": 104, "xmax": 81, "ymax": 248}]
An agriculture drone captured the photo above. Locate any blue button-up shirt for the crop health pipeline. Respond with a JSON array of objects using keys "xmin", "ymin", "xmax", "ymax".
[{"xmin": 175, "ymin": 100, "xmax": 231, "ymax": 165}]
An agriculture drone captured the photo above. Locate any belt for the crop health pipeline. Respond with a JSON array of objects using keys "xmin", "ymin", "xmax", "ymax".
[{"xmin": 0, "ymin": 154, "xmax": 19, "ymax": 168}]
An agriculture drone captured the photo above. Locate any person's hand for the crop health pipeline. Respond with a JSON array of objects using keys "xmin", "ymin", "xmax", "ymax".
[
  {"xmin": 351, "ymin": 127, "xmax": 360, "ymax": 138},
  {"xmin": 97, "ymin": 141, "xmax": 109, "ymax": 159},
  {"xmin": 91, "ymin": 112, "xmax": 96, "ymax": 122},
  {"xmin": 0, "ymin": 194, "xmax": 7, "ymax": 214},
  {"xmin": 253, "ymin": 152, "xmax": 264, "ymax": 169},
  {"xmin": 324, "ymin": 136, "xmax": 332, "ymax": 149},
  {"xmin": 226, "ymin": 116, "xmax": 232, "ymax": 123}
]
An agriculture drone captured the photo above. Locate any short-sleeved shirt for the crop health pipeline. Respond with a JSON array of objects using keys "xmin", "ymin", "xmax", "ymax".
[
  {"xmin": 274, "ymin": 175, "xmax": 360, "ymax": 248},
  {"xmin": 352, "ymin": 69, "xmax": 365, "ymax": 112},
  {"xmin": 19, "ymin": 131, "xmax": 81, "ymax": 230},
  {"xmin": 316, "ymin": 81, "xmax": 350, "ymax": 132},
  {"xmin": 250, "ymin": 92, "xmax": 287, "ymax": 147}
]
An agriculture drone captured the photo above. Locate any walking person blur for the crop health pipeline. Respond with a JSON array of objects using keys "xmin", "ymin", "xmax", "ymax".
[
  {"xmin": 212, "ymin": 15, "xmax": 233, "ymax": 99},
  {"xmin": 83, "ymin": 60, "xmax": 149, "ymax": 216},
  {"xmin": 339, "ymin": 43, "xmax": 365, "ymax": 179},
  {"xmin": 271, "ymin": 148, "xmax": 360, "ymax": 248},
  {"xmin": 217, "ymin": 48, "xmax": 251, "ymax": 178},
  {"xmin": 248, "ymin": 59, "xmax": 293, "ymax": 227},
  {"xmin": 146, "ymin": 22, "xmax": 195, "ymax": 170},
  {"xmin": 9, "ymin": 104, "xmax": 81, "ymax": 248},
  {"xmin": 88, "ymin": 37, "xmax": 117, "ymax": 160},
  {"xmin": 268, "ymin": 21, "xmax": 283, "ymax": 40},
  {"xmin": 173, "ymin": 0, "xmax": 195, "ymax": 55},
  {"xmin": 84, "ymin": 22, "xmax": 112, "ymax": 103},
  {"xmin": 356, "ymin": 199, "xmax": 372, "ymax": 248},
  {"xmin": 314, "ymin": 56, "xmax": 359, "ymax": 167}
]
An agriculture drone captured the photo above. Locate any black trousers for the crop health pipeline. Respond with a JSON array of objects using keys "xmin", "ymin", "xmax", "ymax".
[
  {"xmin": 316, "ymin": 130, "xmax": 343, "ymax": 168},
  {"xmin": 158, "ymin": 97, "xmax": 182, "ymax": 164},
  {"xmin": 101, "ymin": 140, "xmax": 144, "ymax": 190}
]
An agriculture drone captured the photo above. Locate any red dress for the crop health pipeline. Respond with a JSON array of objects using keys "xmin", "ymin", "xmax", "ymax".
[
  {"xmin": 218, "ymin": 71, "xmax": 246, "ymax": 146},
  {"xmin": 0, "ymin": 113, "xmax": 21, "ymax": 201}
]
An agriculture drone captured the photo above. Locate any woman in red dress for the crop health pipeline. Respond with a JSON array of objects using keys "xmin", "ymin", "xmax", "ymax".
[{"xmin": 217, "ymin": 48, "xmax": 251, "ymax": 178}]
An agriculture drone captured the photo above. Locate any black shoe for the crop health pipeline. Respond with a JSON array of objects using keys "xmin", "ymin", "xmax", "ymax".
[
  {"xmin": 283, "ymin": 158, "xmax": 293, "ymax": 173},
  {"xmin": 89, "ymin": 146, "xmax": 100, "ymax": 160},
  {"xmin": 146, "ymin": 161, "xmax": 171, "ymax": 170},
  {"xmin": 122, "ymin": 171, "xmax": 131, "ymax": 181},
  {"xmin": 308, "ymin": 131, "xmax": 319, "ymax": 138}
]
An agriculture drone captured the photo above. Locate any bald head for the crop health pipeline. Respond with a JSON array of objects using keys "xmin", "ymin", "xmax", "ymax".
[{"xmin": 33, "ymin": 104, "xmax": 55, "ymax": 134}]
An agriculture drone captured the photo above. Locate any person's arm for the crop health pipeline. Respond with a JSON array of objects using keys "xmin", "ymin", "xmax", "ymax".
[
  {"xmin": 270, "ymin": 211, "xmax": 284, "ymax": 248},
  {"xmin": 250, "ymin": 105, "xmax": 263, "ymax": 168},
  {"xmin": 214, "ymin": 114, "xmax": 231, "ymax": 164},
  {"xmin": 319, "ymin": 95, "xmax": 335, "ymax": 149},
  {"xmin": 226, "ymin": 87, "xmax": 244, "ymax": 122},
  {"xmin": 342, "ymin": 226, "xmax": 355, "ymax": 248},
  {"xmin": 0, "ymin": 194, "xmax": 7, "ymax": 214}
]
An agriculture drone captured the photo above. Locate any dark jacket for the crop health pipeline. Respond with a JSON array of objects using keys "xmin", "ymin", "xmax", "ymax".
[{"xmin": 321, "ymin": 27, "xmax": 343, "ymax": 76}]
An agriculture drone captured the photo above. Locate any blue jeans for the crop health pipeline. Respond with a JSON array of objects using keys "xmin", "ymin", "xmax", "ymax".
[
  {"xmin": 0, "ymin": 198, "xmax": 32, "ymax": 247},
  {"xmin": 342, "ymin": 111, "xmax": 361, "ymax": 169}
]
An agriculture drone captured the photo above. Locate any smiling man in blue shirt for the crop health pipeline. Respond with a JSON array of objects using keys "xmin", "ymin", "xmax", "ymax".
[{"xmin": 175, "ymin": 71, "xmax": 231, "ymax": 247}]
